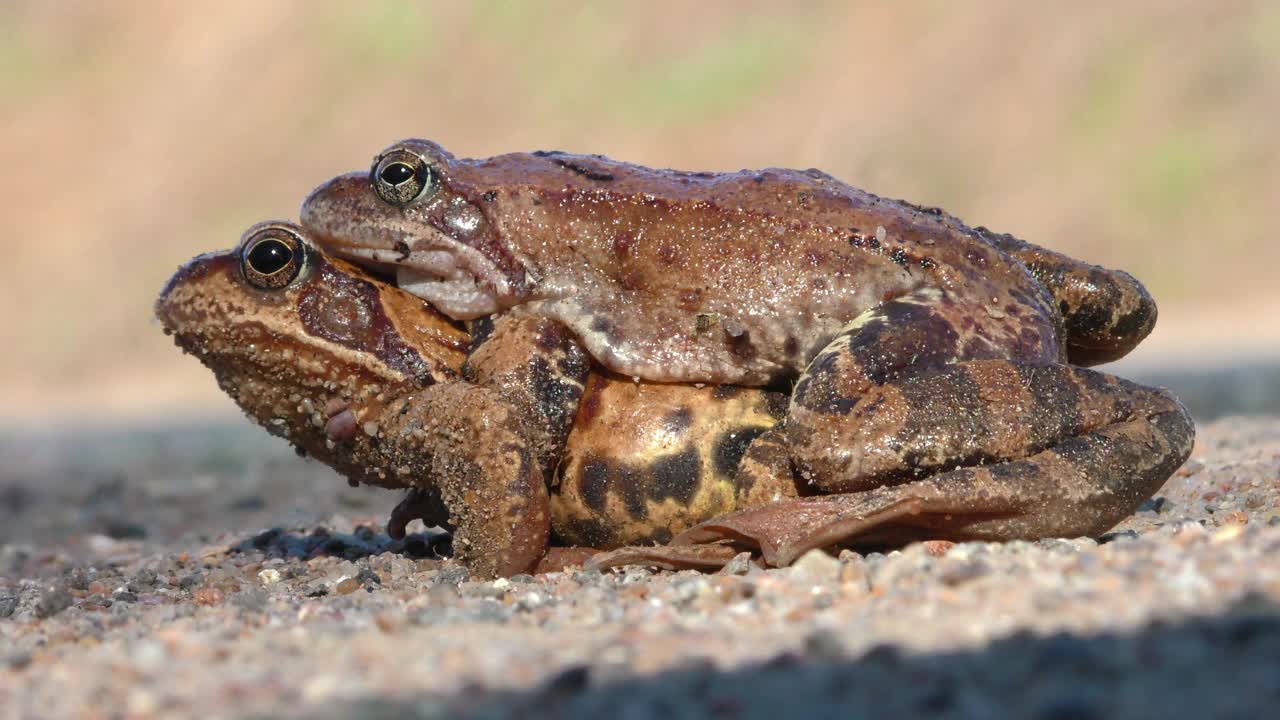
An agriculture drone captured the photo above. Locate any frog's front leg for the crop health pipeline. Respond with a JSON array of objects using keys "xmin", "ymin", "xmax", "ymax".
[
  {"xmin": 463, "ymin": 314, "xmax": 590, "ymax": 475},
  {"xmin": 347, "ymin": 381, "xmax": 551, "ymax": 578}
]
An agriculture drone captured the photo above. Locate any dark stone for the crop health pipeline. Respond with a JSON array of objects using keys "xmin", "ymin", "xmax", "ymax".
[{"xmin": 36, "ymin": 588, "xmax": 74, "ymax": 618}]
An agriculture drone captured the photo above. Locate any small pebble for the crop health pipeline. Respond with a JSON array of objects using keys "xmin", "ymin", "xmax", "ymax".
[
  {"xmin": 36, "ymin": 588, "xmax": 74, "ymax": 618},
  {"xmin": 789, "ymin": 549, "xmax": 841, "ymax": 583}
]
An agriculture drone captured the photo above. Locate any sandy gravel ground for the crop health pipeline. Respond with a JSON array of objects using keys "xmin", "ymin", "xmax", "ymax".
[{"xmin": 2, "ymin": 415, "xmax": 1278, "ymax": 719}]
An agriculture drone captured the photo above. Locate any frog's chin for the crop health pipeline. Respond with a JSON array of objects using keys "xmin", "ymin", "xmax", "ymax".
[
  {"xmin": 327, "ymin": 241, "xmax": 514, "ymax": 320},
  {"xmin": 396, "ymin": 267, "xmax": 502, "ymax": 320}
]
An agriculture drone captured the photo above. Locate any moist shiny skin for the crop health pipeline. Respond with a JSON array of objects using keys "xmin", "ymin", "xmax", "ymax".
[
  {"xmin": 158, "ymin": 221, "xmax": 1194, "ymax": 577},
  {"xmin": 300, "ymin": 139, "xmax": 1157, "ymax": 384},
  {"xmin": 295, "ymin": 141, "xmax": 1192, "ymax": 574}
]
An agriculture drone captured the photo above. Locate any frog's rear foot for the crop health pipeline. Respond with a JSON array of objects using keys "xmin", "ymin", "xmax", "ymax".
[{"xmin": 592, "ymin": 361, "xmax": 1194, "ymax": 572}]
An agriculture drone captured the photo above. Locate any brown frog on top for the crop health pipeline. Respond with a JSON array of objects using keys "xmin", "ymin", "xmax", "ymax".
[
  {"xmin": 156, "ymin": 222, "xmax": 797, "ymax": 578},
  {"xmin": 296, "ymin": 140, "xmax": 1195, "ymax": 569}
]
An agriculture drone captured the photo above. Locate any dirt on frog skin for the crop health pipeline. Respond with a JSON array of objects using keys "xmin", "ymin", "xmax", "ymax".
[{"xmin": 1, "ymin": 415, "xmax": 1279, "ymax": 719}]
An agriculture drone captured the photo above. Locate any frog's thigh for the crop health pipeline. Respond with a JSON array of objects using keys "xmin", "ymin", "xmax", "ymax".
[
  {"xmin": 380, "ymin": 382, "xmax": 551, "ymax": 578},
  {"xmin": 464, "ymin": 314, "xmax": 590, "ymax": 474},
  {"xmin": 668, "ymin": 362, "xmax": 1193, "ymax": 568},
  {"xmin": 788, "ymin": 287, "xmax": 1060, "ymax": 492}
]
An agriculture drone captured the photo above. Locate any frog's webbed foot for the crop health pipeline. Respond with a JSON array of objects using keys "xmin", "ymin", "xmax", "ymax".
[
  {"xmin": 464, "ymin": 314, "xmax": 589, "ymax": 475},
  {"xmin": 372, "ymin": 382, "xmax": 551, "ymax": 578}
]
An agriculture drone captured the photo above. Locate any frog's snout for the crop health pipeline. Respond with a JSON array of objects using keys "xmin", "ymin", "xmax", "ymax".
[{"xmin": 154, "ymin": 252, "xmax": 233, "ymax": 334}]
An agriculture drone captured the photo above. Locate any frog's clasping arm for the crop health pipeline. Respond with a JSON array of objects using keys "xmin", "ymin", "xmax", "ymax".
[{"xmin": 366, "ymin": 382, "xmax": 551, "ymax": 578}]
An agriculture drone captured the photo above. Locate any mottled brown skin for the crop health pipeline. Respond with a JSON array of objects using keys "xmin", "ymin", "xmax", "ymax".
[
  {"xmin": 156, "ymin": 223, "xmax": 800, "ymax": 577},
  {"xmin": 295, "ymin": 140, "xmax": 1192, "ymax": 571}
]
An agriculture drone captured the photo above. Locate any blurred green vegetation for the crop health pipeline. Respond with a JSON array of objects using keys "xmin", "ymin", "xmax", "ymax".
[{"xmin": 1, "ymin": 0, "xmax": 1276, "ymax": 418}]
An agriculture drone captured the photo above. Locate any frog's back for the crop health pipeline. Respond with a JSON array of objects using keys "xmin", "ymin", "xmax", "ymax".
[{"xmin": 481, "ymin": 151, "xmax": 1056, "ymax": 385}]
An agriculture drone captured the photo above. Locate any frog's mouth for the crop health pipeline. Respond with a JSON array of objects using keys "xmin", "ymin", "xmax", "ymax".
[{"xmin": 320, "ymin": 238, "xmax": 512, "ymax": 320}]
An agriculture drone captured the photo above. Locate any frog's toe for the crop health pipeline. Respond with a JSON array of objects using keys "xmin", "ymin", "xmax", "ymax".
[
  {"xmin": 671, "ymin": 491, "xmax": 933, "ymax": 567},
  {"xmin": 533, "ymin": 546, "xmax": 602, "ymax": 574},
  {"xmin": 386, "ymin": 487, "xmax": 450, "ymax": 540},
  {"xmin": 586, "ymin": 543, "xmax": 744, "ymax": 573}
]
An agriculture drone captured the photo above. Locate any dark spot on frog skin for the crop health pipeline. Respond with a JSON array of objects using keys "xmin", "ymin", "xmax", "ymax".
[
  {"xmin": 578, "ymin": 459, "xmax": 610, "ymax": 513},
  {"xmin": 763, "ymin": 391, "xmax": 789, "ymax": 419},
  {"xmin": 550, "ymin": 158, "xmax": 616, "ymax": 182},
  {"xmin": 588, "ymin": 316, "xmax": 621, "ymax": 345},
  {"xmin": 784, "ymin": 336, "xmax": 800, "ymax": 358},
  {"xmin": 664, "ymin": 407, "xmax": 693, "ymax": 434},
  {"xmin": 1111, "ymin": 303, "xmax": 1153, "ymax": 339},
  {"xmin": 577, "ymin": 456, "xmax": 652, "ymax": 521},
  {"xmin": 848, "ymin": 234, "xmax": 865, "ymax": 248},
  {"xmin": 1068, "ymin": 302, "xmax": 1112, "ymax": 336},
  {"xmin": 866, "ymin": 236, "xmax": 881, "ymax": 251},
  {"xmin": 648, "ymin": 449, "xmax": 701, "ymax": 505},
  {"xmin": 657, "ymin": 244, "xmax": 680, "ymax": 265},
  {"xmin": 890, "ymin": 247, "xmax": 910, "ymax": 266},
  {"xmin": 559, "ymin": 516, "xmax": 616, "ymax": 549},
  {"xmin": 394, "ymin": 241, "xmax": 412, "ymax": 262},
  {"xmin": 466, "ymin": 316, "xmax": 496, "ymax": 353},
  {"xmin": 614, "ymin": 464, "xmax": 650, "ymax": 520},
  {"xmin": 481, "ymin": 190, "xmax": 498, "ymax": 202},
  {"xmin": 920, "ymin": 257, "xmax": 938, "ymax": 270},
  {"xmin": 898, "ymin": 199, "xmax": 945, "ymax": 217},
  {"xmin": 713, "ymin": 426, "xmax": 769, "ymax": 479},
  {"xmin": 523, "ymin": 356, "xmax": 586, "ymax": 449}
]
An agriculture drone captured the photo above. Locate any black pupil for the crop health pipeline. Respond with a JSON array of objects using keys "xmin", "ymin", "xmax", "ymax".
[
  {"xmin": 380, "ymin": 161, "xmax": 416, "ymax": 186},
  {"xmin": 248, "ymin": 240, "xmax": 293, "ymax": 275}
]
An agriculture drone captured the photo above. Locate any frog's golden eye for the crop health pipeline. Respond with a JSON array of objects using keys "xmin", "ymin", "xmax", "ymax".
[
  {"xmin": 240, "ymin": 225, "xmax": 306, "ymax": 290},
  {"xmin": 371, "ymin": 148, "xmax": 437, "ymax": 206}
]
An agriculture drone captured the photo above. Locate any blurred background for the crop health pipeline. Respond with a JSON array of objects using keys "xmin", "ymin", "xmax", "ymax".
[
  {"xmin": 3, "ymin": 0, "xmax": 1278, "ymax": 427},
  {"xmin": 0, "ymin": 0, "xmax": 1277, "ymax": 557}
]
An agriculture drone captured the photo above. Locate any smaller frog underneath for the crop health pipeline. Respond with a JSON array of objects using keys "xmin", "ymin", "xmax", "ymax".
[
  {"xmin": 297, "ymin": 140, "xmax": 1194, "ymax": 569},
  {"xmin": 156, "ymin": 222, "xmax": 799, "ymax": 577}
]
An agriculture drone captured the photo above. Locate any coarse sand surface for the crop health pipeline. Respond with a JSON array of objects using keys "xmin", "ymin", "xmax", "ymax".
[{"xmin": 2, "ymin": 415, "xmax": 1278, "ymax": 719}]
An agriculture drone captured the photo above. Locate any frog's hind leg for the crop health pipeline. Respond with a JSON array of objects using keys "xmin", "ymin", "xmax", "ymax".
[
  {"xmin": 788, "ymin": 286, "xmax": 1064, "ymax": 493},
  {"xmin": 591, "ymin": 362, "xmax": 1193, "ymax": 571}
]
